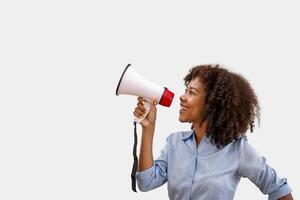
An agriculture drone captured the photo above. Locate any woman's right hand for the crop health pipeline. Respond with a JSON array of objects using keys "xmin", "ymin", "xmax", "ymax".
[{"xmin": 133, "ymin": 97, "xmax": 157, "ymax": 129}]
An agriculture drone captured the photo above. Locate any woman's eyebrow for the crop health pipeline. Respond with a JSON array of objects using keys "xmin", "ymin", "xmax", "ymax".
[{"xmin": 188, "ymin": 86, "xmax": 200, "ymax": 93}]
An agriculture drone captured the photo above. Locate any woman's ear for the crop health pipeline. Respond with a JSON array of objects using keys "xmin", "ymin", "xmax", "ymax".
[{"xmin": 199, "ymin": 122, "xmax": 204, "ymax": 128}]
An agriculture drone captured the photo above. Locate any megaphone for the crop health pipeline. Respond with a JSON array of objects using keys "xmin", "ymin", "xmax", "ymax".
[{"xmin": 116, "ymin": 64, "xmax": 175, "ymax": 123}]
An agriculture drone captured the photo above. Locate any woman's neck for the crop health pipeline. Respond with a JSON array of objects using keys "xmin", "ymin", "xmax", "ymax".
[{"xmin": 193, "ymin": 121, "xmax": 207, "ymax": 145}]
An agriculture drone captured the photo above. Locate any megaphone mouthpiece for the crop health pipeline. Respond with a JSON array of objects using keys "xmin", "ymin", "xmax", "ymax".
[{"xmin": 159, "ymin": 87, "xmax": 174, "ymax": 107}]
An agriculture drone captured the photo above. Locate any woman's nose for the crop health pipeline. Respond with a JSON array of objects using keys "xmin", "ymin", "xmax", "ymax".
[{"xmin": 180, "ymin": 94, "xmax": 186, "ymax": 102}]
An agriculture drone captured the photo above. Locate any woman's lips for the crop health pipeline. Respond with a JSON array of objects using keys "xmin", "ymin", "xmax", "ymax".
[{"xmin": 180, "ymin": 104, "xmax": 188, "ymax": 113}]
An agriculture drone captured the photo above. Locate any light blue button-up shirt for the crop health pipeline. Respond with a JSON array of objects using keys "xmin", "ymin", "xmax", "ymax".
[{"xmin": 136, "ymin": 131, "xmax": 292, "ymax": 200}]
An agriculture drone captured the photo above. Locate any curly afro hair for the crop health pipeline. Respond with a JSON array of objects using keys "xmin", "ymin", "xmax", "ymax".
[{"xmin": 184, "ymin": 64, "xmax": 260, "ymax": 148}]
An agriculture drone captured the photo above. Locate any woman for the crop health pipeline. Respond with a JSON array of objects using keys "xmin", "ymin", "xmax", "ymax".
[{"xmin": 133, "ymin": 64, "xmax": 293, "ymax": 200}]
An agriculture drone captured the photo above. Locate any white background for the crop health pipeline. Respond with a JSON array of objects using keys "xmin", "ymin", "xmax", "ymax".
[{"xmin": 0, "ymin": 0, "xmax": 299, "ymax": 199}]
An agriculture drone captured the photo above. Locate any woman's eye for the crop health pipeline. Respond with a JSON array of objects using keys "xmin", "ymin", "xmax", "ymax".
[{"xmin": 185, "ymin": 89, "xmax": 195, "ymax": 95}]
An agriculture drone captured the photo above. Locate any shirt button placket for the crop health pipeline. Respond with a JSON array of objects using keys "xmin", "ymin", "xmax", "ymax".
[{"xmin": 189, "ymin": 153, "xmax": 198, "ymax": 199}]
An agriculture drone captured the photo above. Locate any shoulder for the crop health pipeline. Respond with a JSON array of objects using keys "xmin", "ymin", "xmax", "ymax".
[
  {"xmin": 233, "ymin": 136, "xmax": 258, "ymax": 153},
  {"xmin": 232, "ymin": 136, "xmax": 263, "ymax": 163},
  {"xmin": 227, "ymin": 136, "xmax": 255, "ymax": 156}
]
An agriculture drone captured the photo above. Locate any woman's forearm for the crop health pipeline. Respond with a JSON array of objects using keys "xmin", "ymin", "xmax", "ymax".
[{"xmin": 138, "ymin": 126, "xmax": 155, "ymax": 171}]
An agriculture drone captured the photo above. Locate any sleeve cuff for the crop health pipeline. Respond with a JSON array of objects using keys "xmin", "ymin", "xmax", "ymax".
[
  {"xmin": 135, "ymin": 164, "xmax": 155, "ymax": 181},
  {"xmin": 268, "ymin": 182, "xmax": 292, "ymax": 200}
]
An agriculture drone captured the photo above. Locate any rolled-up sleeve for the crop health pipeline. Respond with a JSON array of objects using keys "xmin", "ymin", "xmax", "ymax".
[
  {"xmin": 136, "ymin": 138, "xmax": 168, "ymax": 192},
  {"xmin": 237, "ymin": 138, "xmax": 292, "ymax": 200}
]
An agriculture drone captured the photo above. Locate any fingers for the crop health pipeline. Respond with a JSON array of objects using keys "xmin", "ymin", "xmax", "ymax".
[
  {"xmin": 137, "ymin": 96, "xmax": 143, "ymax": 102},
  {"xmin": 134, "ymin": 96, "xmax": 157, "ymax": 119},
  {"xmin": 133, "ymin": 98, "xmax": 147, "ymax": 118},
  {"xmin": 133, "ymin": 106, "xmax": 147, "ymax": 119},
  {"xmin": 137, "ymin": 101, "xmax": 147, "ymax": 112},
  {"xmin": 137, "ymin": 97, "xmax": 157, "ymax": 106}
]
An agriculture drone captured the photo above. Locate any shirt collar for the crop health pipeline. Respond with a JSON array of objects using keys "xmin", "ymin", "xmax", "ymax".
[
  {"xmin": 181, "ymin": 130, "xmax": 210, "ymax": 142},
  {"xmin": 181, "ymin": 130, "xmax": 195, "ymax": 140}
]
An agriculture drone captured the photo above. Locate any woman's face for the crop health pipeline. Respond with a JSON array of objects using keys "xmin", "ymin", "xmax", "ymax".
[{"xmin": 179, "ymin": 78, "xmax": 207, "ymax": 123}]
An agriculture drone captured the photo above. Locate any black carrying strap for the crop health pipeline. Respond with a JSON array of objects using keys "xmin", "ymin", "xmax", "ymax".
[{"xmin": 131, "ymin": 121, "xmax": 138, "ymax": 192}]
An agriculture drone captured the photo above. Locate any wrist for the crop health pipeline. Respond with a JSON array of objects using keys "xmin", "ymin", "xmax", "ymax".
[
  {"xmin": 142, "ymin": 125, "xmax": 155, "ymax": 136},
  {"xmin": 143, "ymin": 124, "xmax": 155, "ymax": 131}
]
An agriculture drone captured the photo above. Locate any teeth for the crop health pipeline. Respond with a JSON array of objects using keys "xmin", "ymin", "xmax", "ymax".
[{"xmin": 180, "ymin": 106, "xmax": 188, "ymax": 110}]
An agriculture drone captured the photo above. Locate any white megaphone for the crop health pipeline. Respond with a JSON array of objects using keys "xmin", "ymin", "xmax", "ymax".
[{"xmin": 116, "ymin": 64, "xmax": 175, "ymax": 123}]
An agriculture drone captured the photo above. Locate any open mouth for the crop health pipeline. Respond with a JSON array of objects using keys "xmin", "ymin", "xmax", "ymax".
[{"xmin": 180, "ymin": 104, "xmax": 188, "ymax": 113}]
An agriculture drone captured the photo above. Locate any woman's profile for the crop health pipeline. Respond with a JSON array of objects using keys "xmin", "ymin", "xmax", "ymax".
[{"xmin": 133, "ymin": 64, "xmax": 293, "ymax": 200}]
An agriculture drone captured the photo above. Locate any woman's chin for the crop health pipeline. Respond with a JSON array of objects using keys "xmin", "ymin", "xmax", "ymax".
[{"xmin": 178, "ymin": 116, "xmax": 187, "ymax": 122}]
